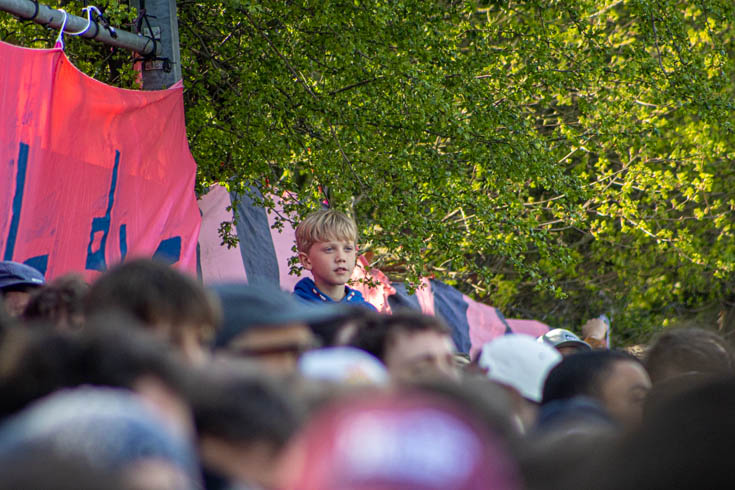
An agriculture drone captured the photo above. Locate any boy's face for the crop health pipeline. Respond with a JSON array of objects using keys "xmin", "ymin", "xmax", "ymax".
[{"xmin": 300, "ymin": 239, "xmax": 357, "ymax": 290}]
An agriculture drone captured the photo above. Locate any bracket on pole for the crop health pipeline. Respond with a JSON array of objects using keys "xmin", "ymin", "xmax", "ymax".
[{"xmin": 134, "ymin": 25, "xmax": 171, "ymax": 73}]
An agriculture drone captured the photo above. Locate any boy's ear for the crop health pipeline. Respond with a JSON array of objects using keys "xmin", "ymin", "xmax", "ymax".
[{"xmin": 298, "ymin": 251, "xmax": 312, "ymax": 271}]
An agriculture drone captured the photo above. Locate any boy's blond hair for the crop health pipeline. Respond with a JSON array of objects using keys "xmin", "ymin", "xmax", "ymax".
[{"xmin": 295, "ymin": 209, "xmax": 358, "ymax": 254}]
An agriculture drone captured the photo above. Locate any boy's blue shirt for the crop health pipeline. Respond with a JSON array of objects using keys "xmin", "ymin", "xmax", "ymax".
[{"xmin": 293, "ymin": 277, "xmax": 377, "ymax": 311}]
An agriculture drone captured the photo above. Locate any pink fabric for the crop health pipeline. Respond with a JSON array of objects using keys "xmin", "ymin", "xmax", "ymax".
[
  {"xmin": 349, "ymin": 256, "xmax": 396, "ymax": 313},
  {"xmin": 465, "ymin": 294, "xmax": 510, "ymax": 360},
  {"xmin": 0, "ymin": 41, "xmax": 200, "ymax": 280},
  {"xmin": 415, "ymin": 277, "xmax": 435, "ymax": 316},
  {"xmin": 506, "ymin": 319, "xmax": 550, "ymax": 338},
  {"xmin": 197, "ymin": 186, "xmax": 247, "ymax": 283}
]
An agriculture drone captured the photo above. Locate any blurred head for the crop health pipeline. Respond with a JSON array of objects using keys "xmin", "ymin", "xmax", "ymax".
[
  {"xmin": 278, "ymin": 392, "xmax": 520, "ymax": 490},
  {"xmin": 542, "ymin": 350, "xmax": 651, "ymax": 428},
  {"xmin": 643, "ymin": 371, "xmax": 716, "ymax": 420},
  {"xmin": 0, "ymin": 387, "xmax": 199, "ymax": 489},
  {"xmin": 0, "ymin": 448, "xmax": 126, "ymax": 490},
  {"xmin": 480, "ymin": 335, "xmax": 562, "ymax": 432},
  {"xmin": 22, "ymin": 274, "xmax": 88, "ymax": 330},
  {"xmin": 520, "ymin": 417, "xmax": 618, "ymax": 490},
  {"xmin": 645, "ymin": 327, "xmax": 732, "ymax": 384},
  {"xmin": 0, "ymin": 317, "xmax": 194, "ymax": 438},
  {"xmin": 0, "ymin": 261, "xmax": 45, "ymax": 318},
  {"xmin": 308, "ymin": 307, "xmax": 380, "ymax": 347},
  {"xmin": 85, "ymin": 259, "xmax": 219, "ymax": 364},
  {"xmin": 211, "ymin": 282, "xmax": 340, "ymax": 374},
  {"xmin": 350, "ymin": 310, "xmax": 458, "ymax": 383},
  {"xmin": 480, "ymin": 334, "xmax": 562, "ymax": 403},
  {"xmin": 569, "ymin": 377, "xmax": 735, "ymax": 490},
  {"xmin": 192, "ymin": 365, "xmax": 300, "ymax": 489},
  {"xmin": 535, "ymin": 396, "xmax": 617, "ymax": 438},
  {"xmin": 298, "ymin": 347, "xmax": 389, "ymax": 386}
]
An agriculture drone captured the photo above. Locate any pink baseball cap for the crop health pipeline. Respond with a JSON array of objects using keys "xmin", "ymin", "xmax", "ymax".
[{"xmin": 278, "ymin": 393, "xmax": 520, "ymax": 490}]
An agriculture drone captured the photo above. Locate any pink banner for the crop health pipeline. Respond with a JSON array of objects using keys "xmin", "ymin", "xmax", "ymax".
[
  {"xmin": 197, "ymin": 186, "xmax": 247, "ymax": 283},
  {"xmin": 506, "ymin": 319, "xmax": 550, "ymax": 338},
  {"xmin": 0, "ymin": 41, "xmax": 200, "ymax": 281},
  {"xmin": 466, "ymin": 294, "xmax": 512, "ymax": 360},
  {"xmin": 350, "ymin": 255, "xmax": 396, "ymax": 313}
]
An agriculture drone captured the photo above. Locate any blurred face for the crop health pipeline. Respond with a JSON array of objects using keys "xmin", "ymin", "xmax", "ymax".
[
  {"xmin": 300, "ymin": 240, "xmax": 357, "ymax": 299},
  {"xmin": 226, "ymin": 323, "xmax": 317, "ymax": 374},
  {"xmin": 2, "ymin": 290, "xmax": 33, "ymax": 317},
  {"xmin": 384, "ymin": 330, "xmax": 458, "ymax": 383},
  {"xmin": 599, "ymin": 360, "xmax": 651, "ymax": 428},
  {"xmin": 124, "ymin": 460, "xmax": 193, "ymax": 490},
  {"xmin": 557, "ymin": 345, "xmax": 587, "ymax": 357},
  {"xmin": 152, "ymin": 322, "xmax": 210, "ymax": 366},
  {"xmin": 200, "ymin": 437, "xmax": 280, "ymax": 490},
  {"xmin": 133, "ymin": 375, "xmax": 194, "ymax": 441}
]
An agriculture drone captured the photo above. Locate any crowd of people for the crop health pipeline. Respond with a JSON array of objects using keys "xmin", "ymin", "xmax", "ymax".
[{"xmin": 0, "ymin": 209, "xmax": 733, "ymax": 489}]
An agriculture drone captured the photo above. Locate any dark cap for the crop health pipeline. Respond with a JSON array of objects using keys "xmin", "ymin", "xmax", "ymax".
[
  {"xmin": 538, "ymin": 328, "xmax": 592, "ymax": 351},
  {"xmin": 0, "ymin": 261, "xmax": 45, "ymax": 292},
  {"xmin": 211, "ymin": 282, "xmax": 345, "ymax": 349}
]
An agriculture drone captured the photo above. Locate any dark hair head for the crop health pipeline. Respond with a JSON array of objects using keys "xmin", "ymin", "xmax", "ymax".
[
  {"xmin": 0, "ymin": 314, "xmax": 191, "ymax": 420},
  {"xmin": 77, "ymin": 313, "xmax": 192, "ymax": 396},
  {"xmin": 349, "ymin": 309, "xmax": 450, "ymax": 361},
  {"xmin": 309, "ymin": 307, "xmax": 381, "ymax": 346},
  {"xmin": 85, "ymin": 259, "xmax": 220, "ymax": 339},
  {"xmin": 542, "ymin": 350, "xmax": 641, "ymax": 405},
  {"xmin": 568, "ymin": 377, "xmax": 735, "ymax": 490},
  {"xmin": 192, "ymin": 367, "xmax": 300, "ymax": 449},
  {"xmin": 0, "ymin": 327, "xmax": 82, "ymax": 420},
  {"xmin": 645, "ymin": 327, "xmax": 732, "ymax": 384},
  {"xmin": 22, "ymin": 274, "xmax": 89, "ymax": 329}
]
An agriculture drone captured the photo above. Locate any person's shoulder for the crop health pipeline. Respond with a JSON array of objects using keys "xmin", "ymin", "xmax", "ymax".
[
  {"xmin": 293, "ymin": 277, "xmax": 321, "ymax": 303},
  {"xmin": 344, "ymin": 286, "xmax": 377, "ymax": 311}
]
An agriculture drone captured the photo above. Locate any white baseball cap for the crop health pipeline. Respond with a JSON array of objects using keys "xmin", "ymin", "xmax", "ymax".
[
  {"xmin": 299, "ymin": 347, "xmax": 389, "ymax": 385},
  {"xmin": 479, "ymin": 334, "xmax": 562, "ymax": 402}
]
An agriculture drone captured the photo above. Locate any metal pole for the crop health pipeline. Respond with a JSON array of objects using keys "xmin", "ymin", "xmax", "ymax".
[
  {"xmin": 0, "ymin": 0, "xmax": 159, "ymax": 56},
  {"xmin": 129, "ymin": 0, "xmax": 182, "ymax": 89}
]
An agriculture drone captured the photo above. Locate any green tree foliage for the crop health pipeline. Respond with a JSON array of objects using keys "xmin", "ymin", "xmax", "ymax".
[{"xmin": 2, "ymin": 1, "xmax": 734, "ymax": 343}]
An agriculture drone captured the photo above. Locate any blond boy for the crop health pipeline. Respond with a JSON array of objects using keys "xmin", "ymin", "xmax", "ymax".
[{"xmin": 293, "ymin": 209, "xmax": 376, "ymax": 310}]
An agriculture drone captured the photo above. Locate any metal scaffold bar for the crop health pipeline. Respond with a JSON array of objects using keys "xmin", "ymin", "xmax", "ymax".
[{"xmin": 0, "ymin": 0, "xmax": 159, "ymax": 56}]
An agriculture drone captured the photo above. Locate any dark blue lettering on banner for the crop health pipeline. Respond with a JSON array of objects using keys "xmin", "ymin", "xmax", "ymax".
[
  {"xmin": 119, "ymin": 224, "xmax": 128, "ymax": 261},
  {"xmin": 4, "ymin": 145, "xmax": 179, "ymax": 276},
  {"xmin": 4, "ymin": 143, "xmax": 49, "ymax": 275},
  {"xmin": 85, "ymin": 150, "xmax": 121, "ymax": 271},
  {"xmin": 153, "ymin": 236, "xmax": 181, "ymax": 264},
  {"xmin": 4, "ymin": 143, "xmax": 29, "ymax": 261}
]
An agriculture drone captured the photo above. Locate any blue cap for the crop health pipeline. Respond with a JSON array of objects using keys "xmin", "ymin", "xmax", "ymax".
[
  {"xmin": 0, "ymin": 261, "xmax": 45, "ymax": 291},
  {"xmin": 0, "ymin": 387, "xmax": 199, "ymax": 481}
]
